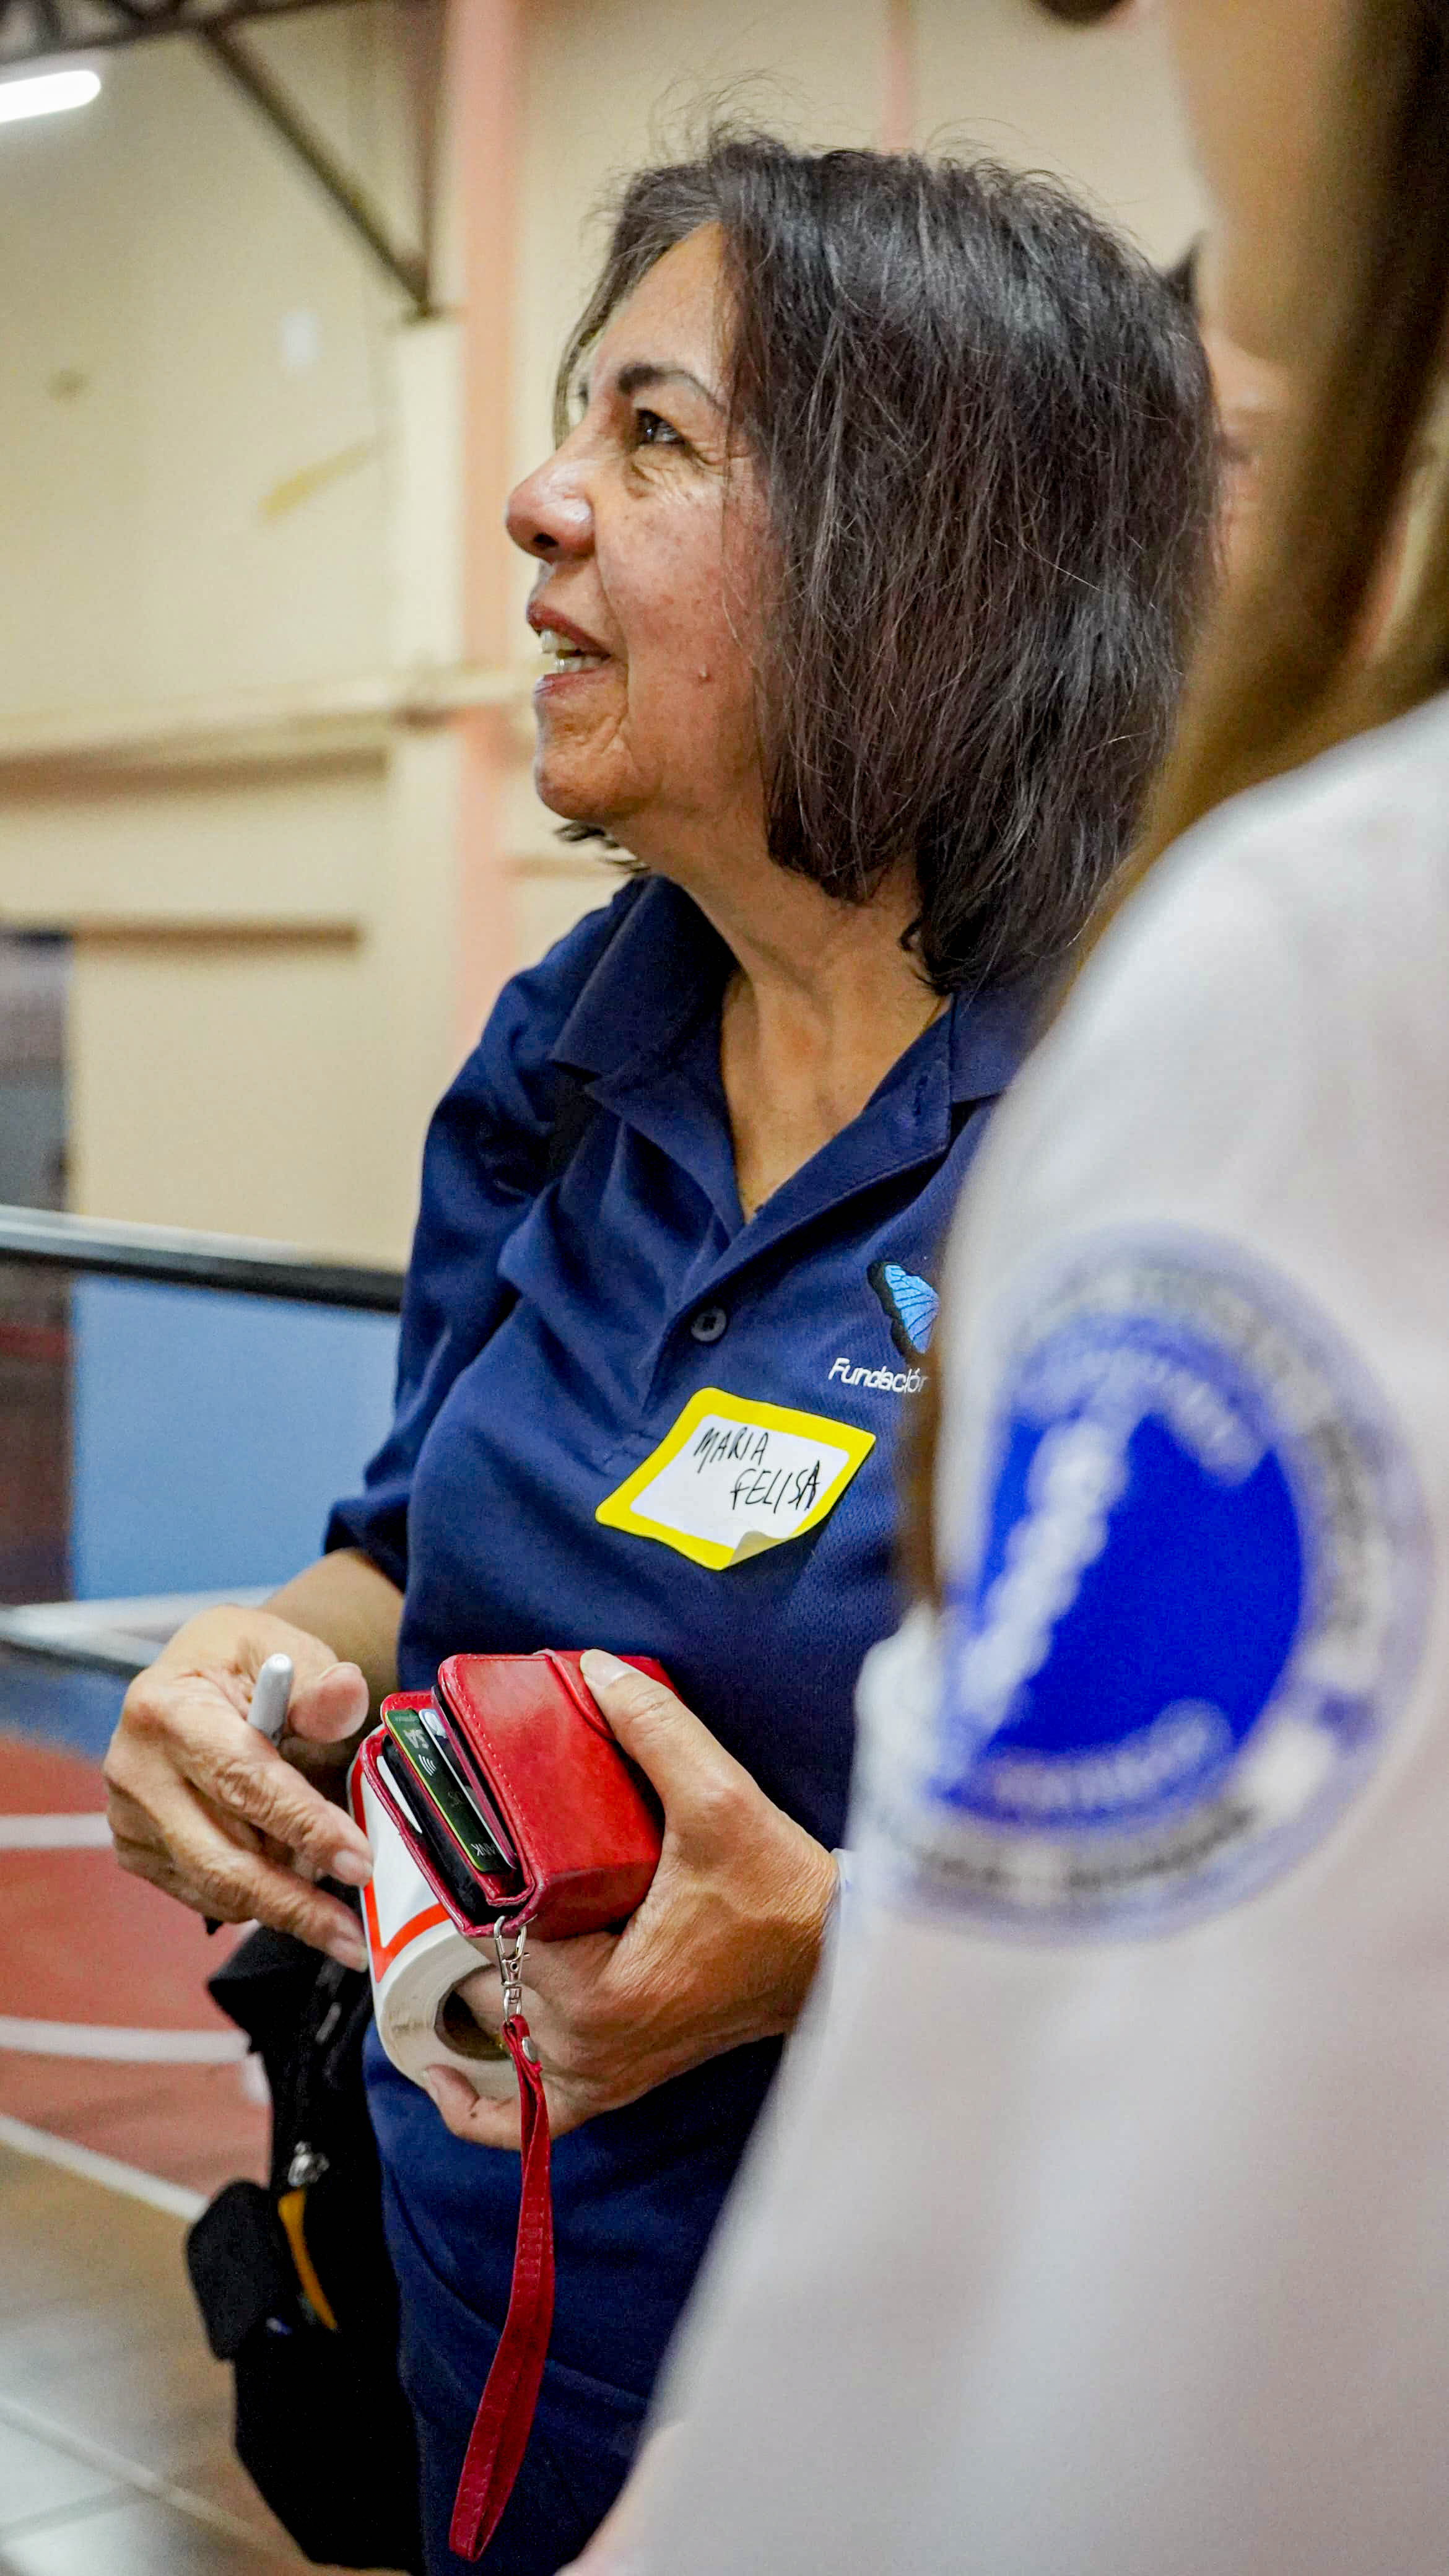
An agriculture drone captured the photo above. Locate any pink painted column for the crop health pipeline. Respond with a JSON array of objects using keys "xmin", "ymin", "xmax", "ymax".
[{"xmin": 451, "ymin": 0, "xmax": 525, "ymax": 1052}]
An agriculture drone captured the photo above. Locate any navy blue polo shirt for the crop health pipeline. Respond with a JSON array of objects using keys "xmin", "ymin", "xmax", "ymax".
[{"xmin": 327, "ymin": 876, "xmax": 1038, "ymax": 2460}]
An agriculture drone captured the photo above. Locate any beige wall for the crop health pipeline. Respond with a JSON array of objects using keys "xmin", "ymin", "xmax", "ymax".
[
  {"xmin": 0, "ymin": 0, "xmax": 1202, "ymax": 1263},
  {"xmin": 916, "ymin": 0, "xmax": 1203, "ymax": 262},
  {"xmin": 0, "ymin": 4, "xmax": 424, "ymax": 1258},
  {"xmin": 0, "ymin": 20, "xmax": 401, "ymax": 713}
]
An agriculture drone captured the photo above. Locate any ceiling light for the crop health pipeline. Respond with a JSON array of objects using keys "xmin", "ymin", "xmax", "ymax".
[{"xmin": 0, "ymin": 68, "xmax": 102, "ymax": 127}]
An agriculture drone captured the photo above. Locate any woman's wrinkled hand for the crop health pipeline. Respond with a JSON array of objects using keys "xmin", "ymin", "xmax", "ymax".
[
  {"xmin": 103, "ymin": 1607, "xmax": 373, "ymax": 1967},
  {"xmin": 423, "ymin": 1651, "xmax": 838, "ymax": 2147}
]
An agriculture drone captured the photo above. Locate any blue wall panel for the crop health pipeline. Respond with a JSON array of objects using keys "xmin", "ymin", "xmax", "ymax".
[{"xmin": 70, "ymin": 1279, "xmax": 399, "ymax": 1599}]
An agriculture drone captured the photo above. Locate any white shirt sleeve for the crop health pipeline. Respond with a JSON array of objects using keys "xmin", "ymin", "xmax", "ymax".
[{"xmin": 618, "ymin": 699, "xmax": 1449, "ymax": 2576}]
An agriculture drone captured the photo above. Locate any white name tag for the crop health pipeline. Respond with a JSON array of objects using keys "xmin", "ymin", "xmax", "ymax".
[{"xmin": 596, "ymin": 1388, "xmax": 874, "ymax": 1571}]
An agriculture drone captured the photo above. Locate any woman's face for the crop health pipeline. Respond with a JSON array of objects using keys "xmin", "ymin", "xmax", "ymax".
[
  {"xmin": 1159, "ymin": 0, "xmax": 1354, "ymax": 360},
  {"xmin": 507, "ymin": 224, "xmax": 767, "ymax": 869}
]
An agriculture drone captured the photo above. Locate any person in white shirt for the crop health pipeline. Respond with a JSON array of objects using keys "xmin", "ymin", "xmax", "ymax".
[{"xmin": 564, "ymin": 0, "xmax": 1449, "ymax": 2567}]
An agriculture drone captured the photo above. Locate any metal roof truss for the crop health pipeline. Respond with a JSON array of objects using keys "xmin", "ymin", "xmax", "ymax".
[{"xmin": 0, "ymin": 0, "xmax": 439, "ymax": 314}]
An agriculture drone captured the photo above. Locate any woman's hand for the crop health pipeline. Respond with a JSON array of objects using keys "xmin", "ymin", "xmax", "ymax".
[
  {"xmin": 103, "ymin": 1602, "xmax": 375, "ymax": 1967},
  {"xmin": 423, "ymin": 1651, "xmax": 838, "ymax": 2146}
]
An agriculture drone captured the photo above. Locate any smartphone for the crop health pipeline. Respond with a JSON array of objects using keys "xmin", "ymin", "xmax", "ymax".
[
  {"xmin": 383, "ymin": 1703, "xmax": 520, "ymax": 1889},
  {"xmin": 418, "ymin": 1701, "xmax": 519, "ymax": 1867},
  {"xmin": 376, "ymin": 1738, "xmax": 487, "ymax": 1920}
]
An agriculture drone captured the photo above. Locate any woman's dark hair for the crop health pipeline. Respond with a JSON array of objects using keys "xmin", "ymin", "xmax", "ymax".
[
  {"xmin": 1033, "ymin": 0, "xmax": 1128, "ymax": 20},
  {"xmin": 559, "ymin": 133, "xmax": 1217, "ymax": 994},
  {"xmin": 1162, "ymin": 242, "xmax": 1201, "ymax": 316}
]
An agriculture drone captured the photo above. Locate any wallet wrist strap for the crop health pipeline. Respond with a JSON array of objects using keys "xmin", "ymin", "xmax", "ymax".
[{"xmin": 449, "ymin": 1936, "xmax": 555, "ymax": 2562}]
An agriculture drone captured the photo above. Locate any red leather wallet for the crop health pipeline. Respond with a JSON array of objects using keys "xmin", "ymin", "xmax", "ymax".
[
  {"xmin": 363, "ymin": 1648, "xmax": 665, "ymax": 1943},
  {"xmin": 365, "ymin": 1649, "xmax": 668, "ymax": 2560}
]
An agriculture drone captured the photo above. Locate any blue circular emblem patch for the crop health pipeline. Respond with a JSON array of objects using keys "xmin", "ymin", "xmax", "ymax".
[{"xmin": 896, "ymin": 1237, "xmax": 1426, "ymax": 1935}]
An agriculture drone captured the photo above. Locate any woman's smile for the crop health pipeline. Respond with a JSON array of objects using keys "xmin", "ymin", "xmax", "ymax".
[{"xmin": 531, "ymin": 610, "xmax": 614, "ymax": 697}]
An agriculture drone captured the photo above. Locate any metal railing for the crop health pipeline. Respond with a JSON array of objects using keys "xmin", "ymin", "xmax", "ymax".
[
  {"xmin": 0, "ymin": 1206, "xmax": 404, "ymax": 1313},
  {"xmin": 0, "ymin": 1204, "xmax": 404, "ymax": 1676}
]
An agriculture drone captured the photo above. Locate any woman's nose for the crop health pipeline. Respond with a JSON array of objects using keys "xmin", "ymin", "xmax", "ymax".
[{"xmin": 506, "ymin": 451, "xmax": 593, "ymax": 559}]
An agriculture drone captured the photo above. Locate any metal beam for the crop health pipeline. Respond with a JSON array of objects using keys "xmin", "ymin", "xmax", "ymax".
[
  {"xmin": 0, "ymin": 1, "xmax": 357, "ymax": 63},
  {"xmin": 199, "ymin": 17, "xmax": 432, "ymax": 313},
  {"xmin": 0, "ymin": 0, "xmax": 438, "ymax": 316}
]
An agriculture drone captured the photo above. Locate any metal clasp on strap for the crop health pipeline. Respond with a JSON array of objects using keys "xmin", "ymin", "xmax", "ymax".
[{"xmin": 491, "ymin": 1919, "xmax": 539, "ymax": 2063}]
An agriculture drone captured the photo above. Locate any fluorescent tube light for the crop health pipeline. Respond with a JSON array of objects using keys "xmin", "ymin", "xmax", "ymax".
[{"xmin": 0, "ymin": 68, "xmax": 102, "ymax": 126}]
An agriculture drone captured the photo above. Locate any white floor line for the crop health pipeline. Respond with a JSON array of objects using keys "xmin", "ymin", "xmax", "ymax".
[
  {"xmin": 0, "ymin": 1812, "xmax": 112, "ymax": 1848},
  {"xmin": 0, "ymin": 2015, "xmax": 248, "ymax": 2063},
  {"xmin": 0, "ymin": 2392, "xmax": 273, "ymax": 2548},
  {"xmin": 0, "ymin": 2110, "xmax": 207, "ymax": 2221}
]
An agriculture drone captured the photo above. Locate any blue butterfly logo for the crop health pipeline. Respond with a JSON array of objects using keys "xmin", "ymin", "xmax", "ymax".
[{"xmin": 868, "ymin": 1259, "xmax": 939, "ymax": 1359}]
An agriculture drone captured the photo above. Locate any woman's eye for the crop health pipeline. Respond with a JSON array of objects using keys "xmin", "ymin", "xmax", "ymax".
[{"xmin": 634, "ymin": 407, "xmax": 684, "ymax": 449}]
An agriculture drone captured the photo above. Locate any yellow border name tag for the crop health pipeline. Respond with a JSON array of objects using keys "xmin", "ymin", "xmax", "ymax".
[{"xmin": 596, "ymin": 1388, "xmax": 876, "ymax": 1572}]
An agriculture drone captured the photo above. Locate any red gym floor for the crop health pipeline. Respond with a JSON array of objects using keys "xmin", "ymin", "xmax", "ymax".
[{"xmin": 0, "ymin": 1731, "xmax": 266, "ymax": 2200}]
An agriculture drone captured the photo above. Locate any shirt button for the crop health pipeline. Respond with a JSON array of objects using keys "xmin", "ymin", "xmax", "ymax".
[{"xmin": 690, "ymin": 1305, "xmax": 728, "ymax": 1345}]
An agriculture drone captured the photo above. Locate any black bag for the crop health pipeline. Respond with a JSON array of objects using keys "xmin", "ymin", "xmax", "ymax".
[{"xmin": 186, "ymin": 1925, "xmax": 425, "ymax": 2572}]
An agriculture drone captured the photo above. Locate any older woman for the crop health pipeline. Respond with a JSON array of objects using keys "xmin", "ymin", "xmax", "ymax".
[
  {"xmin": 104, "ymin": 135, "xmax": 1212, "ymax": 2574},
  {"xmin": 568, "ymin": 8, "xmax": 1449, "ymax": 2571}
]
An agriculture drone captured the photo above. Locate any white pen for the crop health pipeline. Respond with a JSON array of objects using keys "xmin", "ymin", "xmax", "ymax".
[
  {"xmin": 248, "ymin": 1651, "xmax": 294, "ymax": 1746},
  {"xmin": 204, "ymin": 1650, "xmax": 298, "ymax": 1933}
]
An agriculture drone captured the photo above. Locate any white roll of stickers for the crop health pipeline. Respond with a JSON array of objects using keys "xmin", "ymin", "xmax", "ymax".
[{"xmin": 350, "ymin": 1751, "xmax": 513, "ymax": 2098}]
